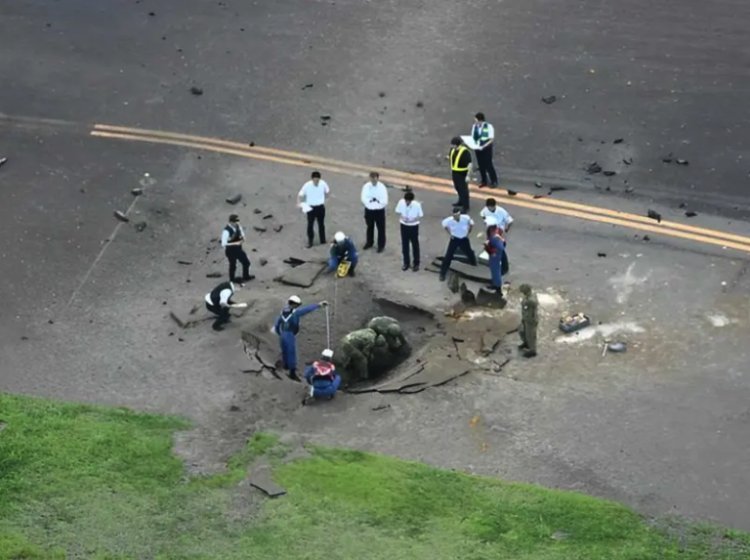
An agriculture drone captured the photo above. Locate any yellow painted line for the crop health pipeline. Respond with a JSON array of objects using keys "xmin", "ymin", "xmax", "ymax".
[
  {"xmin": 90, "ymin": 126, "xmax": 750, "ymax": 254},
  {"xmin": 93, "ymin": 123, "xmax": 750, "ymax": 246}
]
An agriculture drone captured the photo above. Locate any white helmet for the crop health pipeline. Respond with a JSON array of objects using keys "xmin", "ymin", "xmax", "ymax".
[
  {"xmin": 484, "ymin": 216, "xmax": 499, "ymax": 227},
  {"xmin": 334, "ymin": 231, "xmax": 346, "ymax": 243},
  {"xmin": 322, "ymin": 348, "xmax": 334, "ymax": 359},
  {"xmin": 288, "ymin": 295, "xmax": 301, "ymax": 305}
]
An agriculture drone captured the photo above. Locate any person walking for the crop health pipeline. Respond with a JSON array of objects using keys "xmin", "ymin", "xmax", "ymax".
[
  {"xmin": 484, "ymin": 217, "xmax": 506, "ymax": 293},
  {"xmin": 221, "ymin": 214, "xmax": 254, "ymax": 283},
  {"xmin": 439, "ymin": 207, "xmax": 477, "ymax": 281},
  {"xmin": 204, "ymin": 281, "xmax": 247, "ymax": 331},
  {"xmin": 449, "ymin": 137, "xmax": 472, "ymax": 212},
  {"xmin": 518, "ymin": 284, "xmax": 538, "ymax": 358},
  {"xmin": 471, "ymin": 112, "xmax": 498, "ymax": 188},
  {"xmin": 360, "ymin": 171, "xmax": 388, "ymax": 252},
  {"xmin": 274, "ymin": 295, "xmax": 328, "ymax": 381},
  {"xmin": 394, "ymin": 189, "xmax": 423, "ymax": 271},
  {"xmin": 297, "ymin": 171, "xmax": 329, "ymax": 248}
]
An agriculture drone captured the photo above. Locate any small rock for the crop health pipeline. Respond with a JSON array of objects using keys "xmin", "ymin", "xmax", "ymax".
[
  {"xmin": 273, "ymin": 225, "xmax": 284, "ymax": 233},
  {"xmin": 622, "ymin": 158, "xmax": 633, "ymax": 165},
  {"xmin": 301, "ymin": 83, "xmax": 314, "ymax": 90},
  {"xmin": 262, "ymin": 214, "xmax": 273, "ymax": 220},
  {"xmin": 48, "ymin": 319, "xmax": 54, "ymax": 325},
  {"xmin": 597, "ymin": 252, "xmax": 607, "ymax": 257},
  {"xmin": 586, "ymin": 162, "xmax": 602, "ymax": 174},
  {"xmin": 624, "ymin": 187, "xmax": 634, "ymax": 194},
  {"xmin": 507, "ymin": 189, "xmax": 518, "ymax": 196},
  {"xmin": 548, "ymin": 186, "xmax": 567, "ymax": 193},
  {"xmin": 134, "ymin": 221, "xmax": 147, "ymax": 232},
  {"xmin": 253, "ymin": 226, "xmax": 267, "ymax": 233},
  {"xmin": 533, "ymin": 194, "xmax": 545, "ymax": 199},
  {"xmin": 0, "ymin": 157, "xmax": 7, "ymax": 168},
  {"xmin": 676, "ymin": 159, "xmax": 689, "ymax": 166},
  {"xmin": 662, "ymin": 153, "xmax": 674, "ymax": 163},
  {"xmin": 678, "ymin": 202, "xmax": 687, "ymax": 209},
  {"xmin": 131, "ymin": 187, "xmax": 143, "ymax": 196},
  {"xmin": 643, "ymin": 235, "xmax": 651, "ymax": 242},
  {"xmin": 206, "ymin": 271, "xmax": 223, "ymax": 278},
  {"xmin": 177, "ymin": 260, "xmax": 193, "ymax": 265},
  {"xmin": 148, "ymin": 11, "xmax": 156, "ymax": 16},
  {"xmin": 541, "ymin": 95, "xmax": 557, "ymax": 104},
  {"xmin": 114, "ymin": 210, "xmax": 130, "ymax": 222},
  {"xmin": 647, "ymin": 209, "xmax": 662, "ymax": 223},
  {"xmin": 378, "ymin": 91, "xmax": 386, "ymax": 97},
  {"xmin": 21, "ymin": 336, "xmax": 29, "ymax": 341},
  {"xmin": 416, "ymin": 101, "xmax": 424, "ymax": 108},
  {"xmin": 371, "ymin": 404, "xmax": 391, "ymax": 411},
  {"xmin": 685, "ymin": 211, "xmax": 697, "ymax": 218},
  {"xmin": 603, "ymin": 170, "xmax": 616, "ymax": 177},
  {"xmin": 320, "ymin": 115, "xmax": 331, "ymax": 121},
  {"xmin": 229, "ymin": 405, "xmax": 240, "ymax": 412},
  {"xmin": 248, "ymin": 141, "xmax": 255, "ymax": 147},
  {"xmin": 259, "ymin": 258, "xmax": 268, "ymax": 266},
  {"xmin": 178, "ymin": 337, "xmax": 185, "ymax": 342},
  {"xmin": 190, "ymin": 86, "xmax": 203, "ymax": 96},
  {"xmin": 253, "ymin": 208, "xmax": 262, "ymax": 214},
  {"xmin": 534, "ymin": 181, "xmax": 543, "ymax": 188},
  {"xmin": 613, "ymin": 138, "xmax": 624, "ymax": 144},
  {"xmin": 607, "ymin": 341, "xmax": 627, "ymax": 353},
  {"xmin": 226, "ymin": 194, "xmax": 242, "ymax": 205}
]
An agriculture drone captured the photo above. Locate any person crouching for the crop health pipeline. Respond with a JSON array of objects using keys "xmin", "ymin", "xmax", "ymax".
[{"xmin": 303, "ymin": 349, "xmax": 341, "ymax": 402}]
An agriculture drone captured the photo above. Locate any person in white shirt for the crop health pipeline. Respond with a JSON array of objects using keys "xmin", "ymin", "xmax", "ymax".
[
  {"xmin": 439, "ymin": 207, "xmax": 477, "ymax": 281},
  {"xmin": 360, "ymin": 171, "xmax": 388, "ymax": 252},
  {"xmin": 479, "ymin": 197, "xmax": 513, "ymax": 233},
  {"xmin": 471, "ymin": 112, "xmax": 499, "ymax": 188},
  {"xmin": 394, "ymin": 189, "xmax": 423, "ymax": 271},
  {"xmin": 220, "ymin": 214, "xmax": 254, "ymax": 283},
  {"xmin": 204, "ymin": 281, "xmax": 247, "ymax": 331},
  {"xmin": 297, "ymin": 170, "xmax": 330, "ymax": 248}
]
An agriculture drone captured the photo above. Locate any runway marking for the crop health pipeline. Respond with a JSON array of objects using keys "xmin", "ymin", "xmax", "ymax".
[{"xmin": 89, "ymin": 124, "xmax": 750, "ymax": 254}]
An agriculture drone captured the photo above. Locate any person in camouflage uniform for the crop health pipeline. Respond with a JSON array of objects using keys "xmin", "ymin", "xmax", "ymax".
[{"xmin": 518, "ymin": 284, "xmax": 538, "ymax": 358}]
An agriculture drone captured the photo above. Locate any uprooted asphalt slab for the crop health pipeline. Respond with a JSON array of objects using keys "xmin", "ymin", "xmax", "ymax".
[{"xmin": 2, "ymin": 128, "xmax": 750, "ymax": 531}]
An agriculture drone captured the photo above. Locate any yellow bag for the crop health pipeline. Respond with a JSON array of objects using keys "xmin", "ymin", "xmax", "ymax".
[{"xmin": 336, "ymin": 260, "xmax": 351, "ymax": 278}]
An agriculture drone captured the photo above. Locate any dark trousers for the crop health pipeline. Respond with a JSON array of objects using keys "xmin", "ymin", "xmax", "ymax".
[
  {"xmin": 476, "ymin": 144, "xmax": 498, "ymax": 186},
  {"xmin": 451, "ymin": 171, "xmax": 470, "ymax": 211},
  {"xmin": 364, "ymin": 208, "xmax": 386, "ymax": 249},
  {"xmin": 306, "ymin": 204, "xmax": 326, "ymax": 244},
  {"xmin": 440, "ymin": 237, "xmax": 476, "ymax": 277},
  {"xmin": 400, "ymin": 224, "xmax": 420, "ymax": 267},
  {"xmin": 225, "ymin": 246, "xmax": 251, "ymax": 281},
  {"xmin": 206, "ymin": 302, "xmax": 230, "ymax": 330}
]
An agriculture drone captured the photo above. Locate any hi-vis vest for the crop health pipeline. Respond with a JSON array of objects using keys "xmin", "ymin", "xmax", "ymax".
[
  {"xmin": 450, "ymin": 146, "xmax": 469, "ymax": 172},
  {"xmin": 312, "ymin": 360, "xmax": 335, "ymax": 380},
  {"xmin": 473, "ymin": 122, "xmax": 491, "ymax": 145}
]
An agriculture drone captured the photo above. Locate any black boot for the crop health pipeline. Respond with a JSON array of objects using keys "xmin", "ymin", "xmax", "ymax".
[{"xmin": 288, "ymin": 369, "xmax": 301, "ymax": 382}]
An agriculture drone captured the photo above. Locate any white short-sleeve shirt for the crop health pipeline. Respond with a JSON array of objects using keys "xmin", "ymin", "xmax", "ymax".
[
  {"xmin": 298, "ymin": 180, "xmax": 330, "ymax": 206},
  {"xmin": 395, "ymin": 199, "xmax": 424, "ymax": 225},
  {"xmin": 442, "ymin": 215, "xmax": 474, "ymax": 238},
  {"xmin": 480, "ymin": 206, "xmax": 513, "ymax": 230}
]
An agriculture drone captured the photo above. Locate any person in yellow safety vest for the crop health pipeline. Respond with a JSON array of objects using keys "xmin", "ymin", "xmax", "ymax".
[
  {"xmin": 471, "ymin": 112, "xmax": 498, "ymax": 188},
  {"xmin": 449, "ymin": 136, "xmax": 472, "ymax": 212}
]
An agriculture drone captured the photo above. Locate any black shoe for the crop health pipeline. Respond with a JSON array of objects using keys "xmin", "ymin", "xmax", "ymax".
[
  {"xmin": 306, "ymin": 241, "xmax": 313, "ymax": 249},
  {"xmin": 518, "ymin": 343, "xmax": 528, "ymax": 350},
  {"xmin": 412, "ymin": 264, "xmax": 419, "ymax": 272},
  {"xmin": 212, "ymin": 324, "xmax": 225, "ymax": 332},
  {"xmin": 462, "ymin": 207, "xmax": 470, "ymax": 213},
  {"xmin": 377, "ymin": 247, "xmax": 384, "ymax": 253},
  {"xmin": 402, "ymin": 264, "xmax": 409, "ymax": 271},
  {"xmin": 242, "ymin": 275, "xmax": 255, "ymax": 282},
  {"xmin": 490, "ymin": 183, "xmax": 499, "ymax": 188},
  {"xmin": 478, "ymin": 183, "xmax": 488, "ymax": 189},
  {"xmin": 349, "ymin": 269, "xmax": 356, "ymax": 277},
  {"xmin": 288, "ymin": 371, "xmax": 301, "ymax": 382},
  {"xmin": 452, "ymin": 200, "xmax": 462, "ymax": 206},
  {"xmin": 439, "ymin": 275, "xmax": 446, "ymax": 282},
  {"xmin": 523, "ymin": 350, "xmax": 537, "ymax": 359},
  {"xmin": 320, "ymin": 239, "xmax": 326, "ymax": 245},
  {"xmin": 363, "ymin": 243, "xmax": 373, "ymax": 250}
]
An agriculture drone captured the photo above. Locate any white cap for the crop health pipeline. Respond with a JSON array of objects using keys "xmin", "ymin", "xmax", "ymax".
[
  {"xmin": 484, "ymin": 216, "xmax": 498, "ymax": 227},
  {"xmin": 288, "ymin": 295, "xmax": 301, "ymax": 305},
  {"xmin": 322, "ymin": 348, "xmax": 334, "ymax": 359},
  {"xmin": 334, "ymin": 231, "xmax": 346, "ymax": 243}
]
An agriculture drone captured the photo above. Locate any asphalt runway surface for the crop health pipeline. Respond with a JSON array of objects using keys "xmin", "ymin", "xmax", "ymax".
[{"xmin": 2, "ymin": 0, "xmax": 750, "ymax": 533}]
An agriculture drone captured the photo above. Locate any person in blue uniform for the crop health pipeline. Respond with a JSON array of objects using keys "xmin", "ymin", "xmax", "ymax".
[
  {"xmin": 328, "ymin": 231, "xmax": 359, "ymax": 276},
  {"xmin": 484, "ymin": 217, "xmax": 507, "ymax": 293},
  {"xmin": 303, "ymin": 348, "xmax": 341, "ymax": 401},
  {"xmin": 274, "ymin": 295, "xmax": 327, "ymax": 381}
]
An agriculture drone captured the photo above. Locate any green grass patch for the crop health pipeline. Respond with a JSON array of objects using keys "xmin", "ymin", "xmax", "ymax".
[{"xmin": 1, "ymin": 393, "xmax": 749, "ymax": 559}]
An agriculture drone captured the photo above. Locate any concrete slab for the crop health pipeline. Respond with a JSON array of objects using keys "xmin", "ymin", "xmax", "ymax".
[
  {"xmin": 275, "ymin": 262, "xmax": 326, "ymax": 288},
  {"xmin": 248, "ymin": 465, "xmax": 286, "ymax": 498},
  {"xmin": 430, "ymin": 259, "xmax": 492, "ymax": 283}
]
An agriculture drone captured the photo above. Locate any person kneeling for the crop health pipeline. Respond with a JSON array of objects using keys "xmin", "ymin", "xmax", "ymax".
[
  {"xmin": 327, "ymin": 231, "xmax": 359, "ymax": 277},
  {"xmin": 303, "ymin": 349, "xmax": 341, "ymax": 402}
]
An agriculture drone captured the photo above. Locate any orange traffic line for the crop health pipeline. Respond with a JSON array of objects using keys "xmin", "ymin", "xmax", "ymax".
[{"xmin": 90, "ymin": 126, "xmax": 750, "ymax": 254}]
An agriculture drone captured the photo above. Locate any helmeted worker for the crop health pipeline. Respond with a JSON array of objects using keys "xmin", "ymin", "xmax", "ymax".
[
  {"xmin": 303, "ymin": 348, "xmax": 342, "ymax": 401},
  {"xmin": 274, "ymin": 296, "xmax": 328, "ymax": 381},
  {"xmin": 204, "ymin": 281, "xmax": 246, "ymax": 331},
  {"xmin": 449, "ymin": 137, "xmax": 472, "ymax": 212},
  {"xmin": 484, "ymin": 217, "xmax": 506, "ymax": 293},
  {"xmin": 518, "ymin": 284, "xmax": 538, "ymax": 358},
  {"xmin": 328, "ymin": 231, "xmax": 359, "ymax": 276}
]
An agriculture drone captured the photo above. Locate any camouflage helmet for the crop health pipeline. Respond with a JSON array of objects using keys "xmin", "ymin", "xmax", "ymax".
[{"xmin": 519, "ymin": 284, "xmax": 532, "ymax": 295}]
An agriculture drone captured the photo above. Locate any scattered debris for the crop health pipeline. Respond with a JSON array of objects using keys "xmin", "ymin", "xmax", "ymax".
[
  {"xmin": 678, "ymin": 202, "xmax": 687, "ymax": 209},
  {"xmin": 134, "ymin": 221, "xmax": 147, "ymax": 232},
  {"xmin": 507, "ymin": 189, "xmax": 518, "ymax": 196},
  {"xmin": 624, "ymin": 187, "xmax": 634, "ymax": 193},
  {"xmin": 533, "ymin": 194, "xmax": 545, "ymax": 199},
  {"xmin": 707, "ymin": 313, "xmax": 731, "ymax": 327},
  {"xmin": 416, "ymin": 101, "xmax": 424, "ymax": 108},
  {"xmin": 113, "ymin": 210, "xmax": 130, "ymax": 222},
  {"xmin": 613, "ymin": 138, "xmax": 624, "ymax": 144},
  {"xmin": 301, "ymin": 83, "xmax": 314, "ymax": 90},
  {"xmin": 226, "ymin": 194, "xmax": 242, "ymax": 205},
  {"xmin": 320, "ymin": 115, "xmax": 331, "ymax": 121},
  {"xmin": 603, "ymin": 170, "xmax": 616, "ymax": 177},
  {"xmin": 249, "ymin": 141, "xmax": 255, "ymax": 147},
  {"xmin": 597, "ymin": 252, "xmax": 607, "ymax": 257},
  {"xmin": 248, "ymin": 465, "xmax": 286, "ymax": 498},
  {"xmin": 206, "ymin": 271, "xmax": 222, "ymax": 278},
  {"xmin": 371, "ymin": 404, "xmax": 391, "ymax": 412},
  {"xmin": 131, "ymin": 187, "xmax": 143, "ymax": 196},
  {"xmin": 273, "ymin": 225, "xmax": 284, "ymax": 233},
  {"xmin": 676, "ymin": 159, "xmax": 689, "ymax": 166},
  {"xmin": 548, "ymin": 186, "xmax": 567, "ymax": 193},
  {"xmin": 541, "ymin": 95, "xmax": 557, "ymax": 104},
  {"xmin": 586, "ymin": 162, "xmax": 602, "ymax": 174},
  {"xmin": 643, "ymin": 235, "xmax": 651, "ymax": 242},
  {"xmin": 447, "ymin": 272, "xmax": 460, "ymax": 293},
  {"xmin": 622, "ymin": 158, "xmax": 633, "ymax": 165},
  {"xmin": 534, "ymin": 181, "xmax": 543, "ymax": 188},
  {"xmin": 647, "ymin": 209, "xmax": 662, "ymax": 223},
  {"xmin": 460, "ymin": 283, "xmax": 476, "ymax": 305},
  {"xmin": 283, "ymin": 257, "xmax": 306, "ymax": 267},
  {"xmin": 259, "ymin": 258, "xmax": 268, "ymax": 266},
  {"xmin": 229, "ymin": 405, "xmax": 240, "ymax": 412},
  {"xmin": 685, "ymin": 211, "xmax": 697, "ymax": 218},
  {"xmin": 559, "ymin": 313, "xmax": 591, "ymax": 333},
  {"xmin": 262, "ymin": 214, "xmax": 273, "ymax": 220},
  {"xmin": 177, "ymin": 260, "xmax": 193, "ymax": 265},
  {"xmin": 378, "ymin": 91, "xmax": 386, "ymax": 98},
  {"xmin": 148, "ymin": 11, "xmax": 156, "ymax": 16},
  {"xmin": 189, "ymin": 86, "xmax": 203, "ymax": 96},
  {"xmin": 662, "ymin": 153, "xmax": 673, "ymax": 163},
  {"xmin": 253, "ymin": 208, "xmax": 262, "ymax": 214},
  {"xmin": 253, "ymin": 226, "xmax": 267, "ymax": 233},
  {"xmin": 607, "ymin": 341, "xmax": 627, "ymax": 353},
  {"xmin": 0, "ymin": 157, "xmax": 7, "ymax": 168}
]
